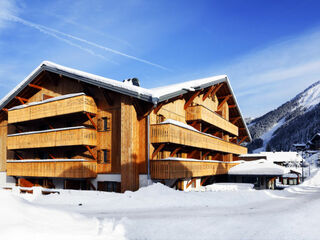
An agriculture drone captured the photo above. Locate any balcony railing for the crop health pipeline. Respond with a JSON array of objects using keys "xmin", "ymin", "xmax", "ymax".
[
  {"xmin": 150, "ymin": 123, "xmax": 247, "ymax": 155},
  {"xmin": 6, "ymin": 159, "xmax": 97, "ymax": 178},
  {"xmin": 8, "ymin": 93, "xmax": 97, "ymax": 124},
  {"xmin": 186, "ymin": 105, "xmax": 238, "ymax": 136},
  {"xmin": 151, "ymin": 158, "xmax": 239, "ymax": 179},
  {"xmin": 7, "ymin": 126, "xmax": 97, "ymax": 150}
]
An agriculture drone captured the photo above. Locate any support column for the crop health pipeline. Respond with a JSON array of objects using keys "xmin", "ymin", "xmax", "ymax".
[{"xmin": 120, "ymin": 96, "xmax": 139, "ymax": 192}]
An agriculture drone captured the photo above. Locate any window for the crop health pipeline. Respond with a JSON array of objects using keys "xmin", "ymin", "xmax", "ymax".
[
  {"xmin": 156, "ymin": 114, "xmax": 165, "ymax": 124},
  {"xmin": 97, "ymin": 181, "xmax": 120, "ymax": 192},
  {"xmin": 99, "ymin": 149, "xmax": 110, "ymax": 163},
  {"xmin": 98, "ymin": 117, "xmax": 110, "ymax": 131},
  {"xmin": 103, "ymin": 117, "xmax": 110, "ymax": 131}
]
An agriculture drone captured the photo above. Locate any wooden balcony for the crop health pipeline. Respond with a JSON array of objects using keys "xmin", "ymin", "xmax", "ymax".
[
  {"xmin": 7, "ymin": 127, "xmax": 97, "ymax": 150},
  {"xmin": 8, "ymin": 93, "xmax": 97, "ymax": 124},
  {"xmin": 6, "ymin": 159, "xmax": 97, "ymax": 178},
  {"xmin": 151, "ymin": 159, "xmax": 239, "ymax": 179},
  {"xmin": 150, "ymin": 123, "xmax": 247, "ymax": 155},
  {"xmin": 186, "ymin": 105, "xmax": 238, "ymax": 136}
]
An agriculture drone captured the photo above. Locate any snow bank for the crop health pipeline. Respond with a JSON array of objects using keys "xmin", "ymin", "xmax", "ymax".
[
  {"xmin": 200, "ymin": 183, "xmax": 254, "ymax": 192},
  {"xmin": 3, "ymin": 170, "xmax": 320, "ymax": 240},
  {"xmin": 0, "ymin": 189, "xmax": 126, "ymax": 240},
  {"xmin": 300, "ymin": 170, "xmax": 320, "ymax": 187}
]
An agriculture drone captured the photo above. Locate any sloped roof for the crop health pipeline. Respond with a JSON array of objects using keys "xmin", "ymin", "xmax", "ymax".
[
  {"xmin": 228, "ymin": 159, "xmax": 290, "ymax": 176},
  {"xmin": 0, "ymin": 61, "xmax": 251, "ymax": 141},
  {"xmin": 240, "ymin": 152, "xmax": 303, "ymax": 163}
]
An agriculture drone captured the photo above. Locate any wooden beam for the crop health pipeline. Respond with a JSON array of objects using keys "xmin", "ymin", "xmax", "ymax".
[
  {"xmin": 230, "ymin": 117, "xmax": 241, "ymax": 124},
  {"xmin": 86, "ymin": 113, "xmax": 97, "ymax": 130},
  {"xmin": 210, "ymin": 83, "xmax": 223, "ymax": 97},
  {"xmin": 217, "ymin": 94, "xmax": 232, "ymax": 100},
  {"xmin": 190, "ymin": 121, "xmax": 198, "ymax": 127},
  {"xmin": 86, "ymin": 146, "xmax": 97, "ymax": 161},
  {"xmin": 188, "ymin": 149, "xmax": 198, "ymax": 158},
  {"xmin": 153, "ymin": 102, "xmax": 164, "ymax": 114},
  {"xmin": 200, "ymin": 176, "xmax": 209, "ymax": 186},
  {"xmin": 140, "ymin": 105, "xmax": 155, "ymax": 119},
  {"xmin": 212, "ymin": 152, "xmax": 220, "ymax": 160},
  {"xmin": 184, "ymin": 90, "xmax": 201, "ymax": 110},
  {"xmin": 15, "ymin": 96, "xmax": 28, "ymax": 104},
  {"xmin": 28, "ymin": 83, "xmax": 43, "ymax": 90},
  {"xmin": 238, "ymin": 136, "xmax": 248, "ymax": 144},
  {"xmin": 217, "ymin": 95, "xmax": 231, "ymax": 110},
  {"xmin": 186, "ymin": 178, "xmax": 196, "ymax": 189},
  {"xmin": 103, "ymin": 90, "xmax": 114, "ymax": 106},
  {"xmin": 213, "ymin": 131, "xmax": 221, "ymax": 137},
  {"xmin": 203, "ymin": 126, "xmax": 211, "ymax": 133},
  {"xmin": 170, "ymin": 147, "xmax": 181, "ymax": 157},
  {"xmin": 15, "ymin": 151, "xmax": 23, "ymax": 160},
  {"xmin": 202, "ymin": 85, "xmax": 215, "ymax": 101},
  {"xmin": 88, "ymin": 180, "xmax": 96, "ymax": 190},
  {"xmin": 202, "ymin": 151, "xmax": 210, "ymax": 160},
  {"xmin": 151, "ymin": 143, "xmax": 165, "ymax": 160},
  {"xmin": 228, "ymin": 105, "xmax": 236, "ymax": 108}
]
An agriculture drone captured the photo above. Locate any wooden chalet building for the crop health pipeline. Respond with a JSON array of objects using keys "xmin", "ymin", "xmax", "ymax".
[{"xmin": 0, "ymin": 61, "xmax": 251, "ymax": 192}]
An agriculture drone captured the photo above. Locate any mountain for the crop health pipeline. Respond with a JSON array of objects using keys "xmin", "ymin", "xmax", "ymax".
[{"xmin": 247, "ymin": 80, "xmax": 320, "ymax": 153}]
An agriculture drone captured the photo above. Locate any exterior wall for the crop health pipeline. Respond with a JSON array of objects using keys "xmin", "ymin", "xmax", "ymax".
[
  {"xmin": 149, "ymin": 90, "xmax": 241, "ymax": 162},
  {"xmin": 0, "ymin": 71, "xmax": 248, "ymax": 191},
  {"xmin": 0, "ymin": 120, "xmax": 7, "ymax": 172}
]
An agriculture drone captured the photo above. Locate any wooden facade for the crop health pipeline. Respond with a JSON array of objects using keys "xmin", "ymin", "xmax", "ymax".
[
  {"xmin": 7, "ymin": 160, "xmax": 96, "ymax": 178},
  {"xmin": 0, "ymin": 62, "xmax": 251, "ymax": 192},
  {"xmin": 151, "ymin": 160, "xmax": 238, "ymax": 179}
]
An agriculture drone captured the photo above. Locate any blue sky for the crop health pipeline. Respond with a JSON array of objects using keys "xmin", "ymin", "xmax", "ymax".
[{"xmin": 1, "ymin": 0, "xmax": 320, "ymax": 117}]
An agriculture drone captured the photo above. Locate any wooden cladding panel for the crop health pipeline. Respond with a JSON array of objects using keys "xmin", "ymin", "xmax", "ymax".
[
  {"xmin": 120, "ymin": 96, "xmax": 139, "ymax": 192},
  {"xmin": 0, "ymin": 120, "xmax": 7, "ymax": 171},
  {"xmin": 151, "ymin": 160, "xmax": 239, "ymax": 179},
  {"xmin": 7, "ymin": 128, "xmax": 97, "ymax": 149},
  {"xmin": 7, "ymin": 161, "xmax": 97, "ymax": 178},
  {"xmin": 150, "ymin": 124, "xmax": 247, "ymax": 155},
  {"xmin": 186, "ymin": 105, "xmax": 238, "ymax": 136},
  {"xmin": 8, "ymin": 95, "xmax": 97, "ymax": 124}
]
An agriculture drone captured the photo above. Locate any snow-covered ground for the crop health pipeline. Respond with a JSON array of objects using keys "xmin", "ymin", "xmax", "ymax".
[{"xmin": 2, "ymin": 170, "xmax": 320, "ymax": 240}]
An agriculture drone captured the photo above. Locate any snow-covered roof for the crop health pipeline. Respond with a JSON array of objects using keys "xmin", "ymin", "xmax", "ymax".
[
  {"xmin": 310, "ymin": 133, "xmax": 320, "ymax": 142},
  {"xmin": 0, "ymin": 61, "xmax": 251, "ymax": 141},
  {"xmin": 159, "ymin": 157, "xmax": 243, "ymax": 164},
  {"xmin": 241, "ymin": 152, "xmax": 303, "ymax": 163},
  {"xmin": 239, "ymin": 153, "xmax": 267, "ymax": 158},
  {"xmin": 228, "ymin": 159, "xmax": 290, "ymax": 176}
]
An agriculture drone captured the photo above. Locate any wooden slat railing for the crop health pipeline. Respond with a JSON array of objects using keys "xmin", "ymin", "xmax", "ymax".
[
  {"xmin": 7, "ymin": 127, "xmax": 97, "ymax": 149},
  {"xmin": 6, "ymin": 160, "xmax": 97, "ymax": 178},
  {"xmin": 150, "ymin": 123, "xmax": 247, "ymax": 155},
  {"xmin": 8, "ymin": 94, "xmax": 97, "ymax": 124},
  {"xmin": 151, "ymin": 159, "xmax": 239, "ymax": 179},
  {"xmin": 186, "ymin": 105, "xmax": 238, "ymax": 136}
]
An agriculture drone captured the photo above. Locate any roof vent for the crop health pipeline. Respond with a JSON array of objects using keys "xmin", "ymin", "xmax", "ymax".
[{"xmin": 123, "ymin": 78, "xmax": 140, "ymax": 87}]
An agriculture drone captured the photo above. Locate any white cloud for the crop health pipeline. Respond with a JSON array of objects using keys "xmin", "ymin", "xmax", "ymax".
[
  {"xmin": 0, "ymin": 0, "xmax": 18, "ymax": 29},
  {"xmin": 220, "ymin": 28, "xmax": 320, "ymax": 117},
  {"xmin": 2, "ymin": 6, "xmax": 169, "ymax": 70}
]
